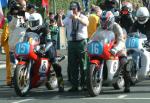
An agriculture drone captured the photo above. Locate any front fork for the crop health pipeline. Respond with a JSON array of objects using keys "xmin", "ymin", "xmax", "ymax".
[
  {"xmin": 98, "ymin": 60, "xmax": 104, "ymax": 80},
  {"xmin": 90, "ymin": 59, "xmax": 104, "ymax": 80}
]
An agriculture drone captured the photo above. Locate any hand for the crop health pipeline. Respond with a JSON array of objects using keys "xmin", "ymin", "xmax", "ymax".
[
  {"xmin": 110, "ymin": 48, "xmax": 118, "ymax": 56},
  {"xmin": 71, "ymin": 14, "xmax": 79, "ymax": 20},
  {"xmin": 39, "ymin": 49, "xmax": 45, "ymax": 55},
  {"xmin": 57, "ymin": 10, "xmax": 64, "ymax": 19}
]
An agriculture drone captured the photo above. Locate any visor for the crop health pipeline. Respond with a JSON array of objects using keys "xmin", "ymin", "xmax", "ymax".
[
  {"xmin": 121, "ymin": 10, "xmax": 129, "ymax": 15},
  {"xmin": 138, "ymin": 17, "xmax": 147, "ymax": 22},
  {"xmin": 29, "ymin": 20, "xmax": 39, "ymax": 27}
]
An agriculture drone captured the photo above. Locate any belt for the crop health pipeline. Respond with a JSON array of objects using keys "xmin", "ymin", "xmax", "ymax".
[{"xmin": 69, "ymin": 39, "xmax": 86, "ymax": 42}]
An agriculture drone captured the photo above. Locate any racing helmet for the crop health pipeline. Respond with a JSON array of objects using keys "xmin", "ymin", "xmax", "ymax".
[
  {"xmin": 28, "ymin": 13, "xmax": 43, "ymax": 30},
  {"xmin": 100, "ymin": 11, "xmax": 115, "ymax": 30},
  {"xmin": 136, "ymin": 7, "xmax": 150, "ymax": 24},
  {"xmin": 121, "ymin": 1, "xmax": 133, "ymax": 14},
  {"xmin": 105, "ymin": 0, "xmax": 119, "ymax": 8}
]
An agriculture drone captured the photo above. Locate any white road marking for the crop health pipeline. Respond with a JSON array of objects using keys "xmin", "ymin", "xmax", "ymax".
[
  {"xmin": 12, "ymin": 99, "xmax": 33, "ymax": 103},
  {"xmin": 0, "ymin": 64, "xmax": 5, "ymax": 69},
  {"xmin": 117, "ymin": 95, "xmax": 127, "ymax": 98},
  {"xmin": 82, "ymin": 98, "xmax": 150, "ymax": 100}
]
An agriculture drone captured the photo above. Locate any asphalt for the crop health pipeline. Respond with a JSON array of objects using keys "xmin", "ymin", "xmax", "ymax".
[
  {"xmin": 1, "ymin": 49, "xmax": 150, "ymax": 103},
  {"xmin": 0, "ymin": 53, "xmax": 6, "ymax": 69}
]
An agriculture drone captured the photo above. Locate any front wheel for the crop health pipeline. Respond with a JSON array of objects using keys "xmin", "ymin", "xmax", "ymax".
[
  {"xmin": 87, "ymin": 64, "xmax": 103, "ymax": 97},
  {"xmin": 127, "ymin": 59, "xmax": 138, "ymax": 85},
  {"xmin": 14, "ymin": 64, "xmax": 30, "ymax": 97}
]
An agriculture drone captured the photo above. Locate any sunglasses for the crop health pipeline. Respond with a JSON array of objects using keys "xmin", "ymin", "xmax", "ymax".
[{"xmin": 71, "ymin": 8, "xmax": 76, "ymax": 10}]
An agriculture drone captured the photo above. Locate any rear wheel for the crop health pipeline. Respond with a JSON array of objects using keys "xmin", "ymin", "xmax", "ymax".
[
  {"xmin": 14, "ymin": 64, "xmax": 30, "ymax": 97},
  {"xmin": 87, "ymin": 64, "xmax": 103, "ymax": 97},
  {"xmin": 45, "ymin": 69, "xmax": 58, "ymax": 90},
  {"xmin": 113, "ymin": 76, "xmax": 124, "ymax": 90}
]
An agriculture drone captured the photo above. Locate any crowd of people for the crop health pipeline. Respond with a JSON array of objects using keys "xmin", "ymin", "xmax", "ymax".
[{"xmin": 0, "ymin": 0, "xmax": 150, "ymax": 94}]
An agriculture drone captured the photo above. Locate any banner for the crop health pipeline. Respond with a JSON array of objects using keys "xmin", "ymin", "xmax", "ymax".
[
  {"xmin": 42, "ymin": 0, "xmax": 49, "ymax": 7},
  {"xmin": 0, "ymin": 2, "xmax": 5, "ymax": 29},
  {"xmin": 42, "ymin": 0, "xmax": 49, "ymax": 16},
  {"xmin": 0, "ymin": 0, "xmax": 8, "ymax": 7}
]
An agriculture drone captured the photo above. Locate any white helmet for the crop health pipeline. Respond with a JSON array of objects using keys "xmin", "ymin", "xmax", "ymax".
[
  {"xmin": 136, "ymin": 7, "xmax": 150, "ymax": 24},
  {"xmin": 28, "ymin": 13, "xmax": 43, "ymax": 30}
]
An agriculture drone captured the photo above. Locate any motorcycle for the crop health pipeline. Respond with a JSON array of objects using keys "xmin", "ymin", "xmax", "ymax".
[
  {"xmin": 86, "ymin": 29, "xmax": 124, "ymax": 97},
  {"xmin": 14, "ymin": 32, "xmax": 58, "ymax": 96},
  {"xmin": 126, "ymin": 32, "xmax": 150, "ymax": 85}
]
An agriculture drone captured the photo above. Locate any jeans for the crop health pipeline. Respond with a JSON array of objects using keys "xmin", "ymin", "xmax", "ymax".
[
  {"xmin": 82, "ymin": 0, "xmax": 89, "ymax": 12},
  {"xmin": 9, "ymin": 52, "xmax": 17, "ymax": 64}
]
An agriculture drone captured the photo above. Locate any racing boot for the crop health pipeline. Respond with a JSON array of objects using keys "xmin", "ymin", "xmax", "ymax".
[
  {"xmin": 57, "ymin": 76, "xmax": 64, "ymax": 92},
  {"xmin": 124, "ymin": 79, "xmax": 130, "ymax": 93},
  {"xmin": 123, "ymin": 70, "xmax": 131, "ymax": 93}
]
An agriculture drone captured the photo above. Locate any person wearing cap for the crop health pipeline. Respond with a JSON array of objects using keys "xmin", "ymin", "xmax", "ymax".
[
  {"xmin": 58, "ymin": 1, "xmax": 89, "ymax": 92},
  {"xmin": 26, "ymin": 4, "xmax": 36, "ymax": 14}
]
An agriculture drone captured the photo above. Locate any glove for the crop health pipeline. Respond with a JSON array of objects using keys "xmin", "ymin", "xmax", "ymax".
[
  {"xmin": 110, "ymin": 48, "xmax": 118, "ymax": 56},
  {"xmin": 39, "ymin": 49, "xmax": 45, "ymax": 55}
]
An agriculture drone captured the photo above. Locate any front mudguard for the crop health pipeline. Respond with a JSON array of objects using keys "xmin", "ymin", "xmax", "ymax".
[{"xmin": 90, "ymin": 60, "xmax": 100, "ymax": 68}]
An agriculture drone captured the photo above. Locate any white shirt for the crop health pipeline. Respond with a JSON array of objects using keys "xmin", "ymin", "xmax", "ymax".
[{"xmin": 63, "ymin": 14, "xmax": 88, "ymax": 41}]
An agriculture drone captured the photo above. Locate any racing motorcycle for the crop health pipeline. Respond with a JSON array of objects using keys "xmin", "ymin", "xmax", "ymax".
[
  {"xmin": 14, "ymin": 32, "xmax": 59, "ymax": 97},
  {"xmin": 126, "ymin": 32, "xmax": 150, "ymax": 85},
  {"xmin": 86, "ymin": 29, "xmax": 124, "ymax": 97}
]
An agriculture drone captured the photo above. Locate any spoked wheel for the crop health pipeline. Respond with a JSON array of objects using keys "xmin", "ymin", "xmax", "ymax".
[
  {"xmin": 14, "ymin": 64, "xmax": 30, "ymax": 97},
  {"xmin": 45, "ymin": 73, "xmax": 58, "ymax": 90},
  {"xmin": 127, "ymin": 59, "xmax": 138, "ymax": 85},
  {"xmin": 113, "ymin": 76, "xmax": 125, "ymax": 90},
  {"xmin": 87, "ymin": 64, "xmax": 103, "ymax": 97}
]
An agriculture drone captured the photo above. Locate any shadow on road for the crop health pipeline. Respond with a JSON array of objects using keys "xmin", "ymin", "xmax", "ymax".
[{"xmin": 1, "ymin": 85, "xmax": 150, "ymax": 100}]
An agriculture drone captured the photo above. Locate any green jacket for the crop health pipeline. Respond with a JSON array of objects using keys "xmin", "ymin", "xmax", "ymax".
[{"xmin": 49, "ymin": 25, "xmax": 59, "ymax": 42}]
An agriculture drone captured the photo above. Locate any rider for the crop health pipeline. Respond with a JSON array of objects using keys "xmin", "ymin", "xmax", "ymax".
[
  {"xmin": 103, "ymin": 0, "xmax": 120, "ymax": 22},
  {"xmin": 103, "ymin": 0, "xmax": 119, "ymax": 13},
  {"xmin": 130, "ymin": 7, "xmax": 150, "ymax": 40},
  {"xmin": 26, "ymin": 13, "xmax": 64, "ymax": 92},
  {"xmin": 119, "ymin": 1, "xmax": 135, "ymax": 33},
  {"xmin": 100, "ymin": 11, "xmax": 131, "ymax": 93}
]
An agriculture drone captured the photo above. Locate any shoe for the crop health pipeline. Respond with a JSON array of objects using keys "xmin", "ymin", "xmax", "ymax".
[
  {"xmin": 81, "ymin": 85, "xmax": 87, "ymax": 91},
  {"xmin": 58, "ymin": 87, "xmax": 64, "ymax": 92},
  {"xmin": 68, "ymin": 87, "xmax": 79, "ymax": 92},
  {"xmin": 81, "ymin": 87, "xmax": 87, "ymax": 91},
  {"xmin": 58, "ymin": 77, "xmax": 64, "ymax": 92},
  {"xmin": 56, "ymin": 55, "xmax": 65, "ymax": 62},
  {"xmin": 124, "ymin": 87, "xmax": 130, "ymax": 93},
  {"xmin": 6, "ymin": 82, "xmax": 13, "ymax": 87}
]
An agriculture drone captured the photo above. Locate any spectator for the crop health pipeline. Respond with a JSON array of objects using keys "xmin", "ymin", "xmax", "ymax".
[
  {"xmin": 58, "ymin": 1, "xmax": 89, "ymax": 91},
  {"xmin": 26, "ymin": 4, "xmax": 37, "ymax": 14},
  {"xmin": 49, "ymin": 12, "xmax": 55, "ymax": 20},
  {"xmin": 82, "ymin": 0, "xmax": 89, "ymax": 12},
  {"xmin": 88, "ymin": 6, "xmax": 102, "ymax": 39},
  {"xmin": 48, "ymin": 18, "xmax": 59, "ymax": 49},
  {"xmin": 1, "ymin": 18, "xmax": 12, "ymax": 86}
]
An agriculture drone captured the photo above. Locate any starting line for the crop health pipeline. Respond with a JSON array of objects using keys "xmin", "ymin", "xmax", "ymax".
[{"xmin": 82, "ymin": 97, "xmax": 150, "ymax": 100}]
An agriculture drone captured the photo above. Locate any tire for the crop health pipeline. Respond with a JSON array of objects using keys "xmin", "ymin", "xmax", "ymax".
[
  {"xmin": 113, "ymin": 76, "xmax": 124, "ymax": 90},
  {"xmin": 87, "ymin": 64, "xmax": 103, "ymax": 97},
  {"xmin": 127, "ymin": 59, "xmax": 137, "ymax": 85},
  {"xmin": 45, "ymin": 74, "xmax": 58, "ymax": 90},
  {"xmin": 14, "ymin": 64, "xmax": 30, "ymax": 97}
]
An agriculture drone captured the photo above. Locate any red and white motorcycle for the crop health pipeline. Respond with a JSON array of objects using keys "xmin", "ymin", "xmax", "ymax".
[{"xmin": 86, "ymin": 29, "xmax": 124, "ymax": 97}]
